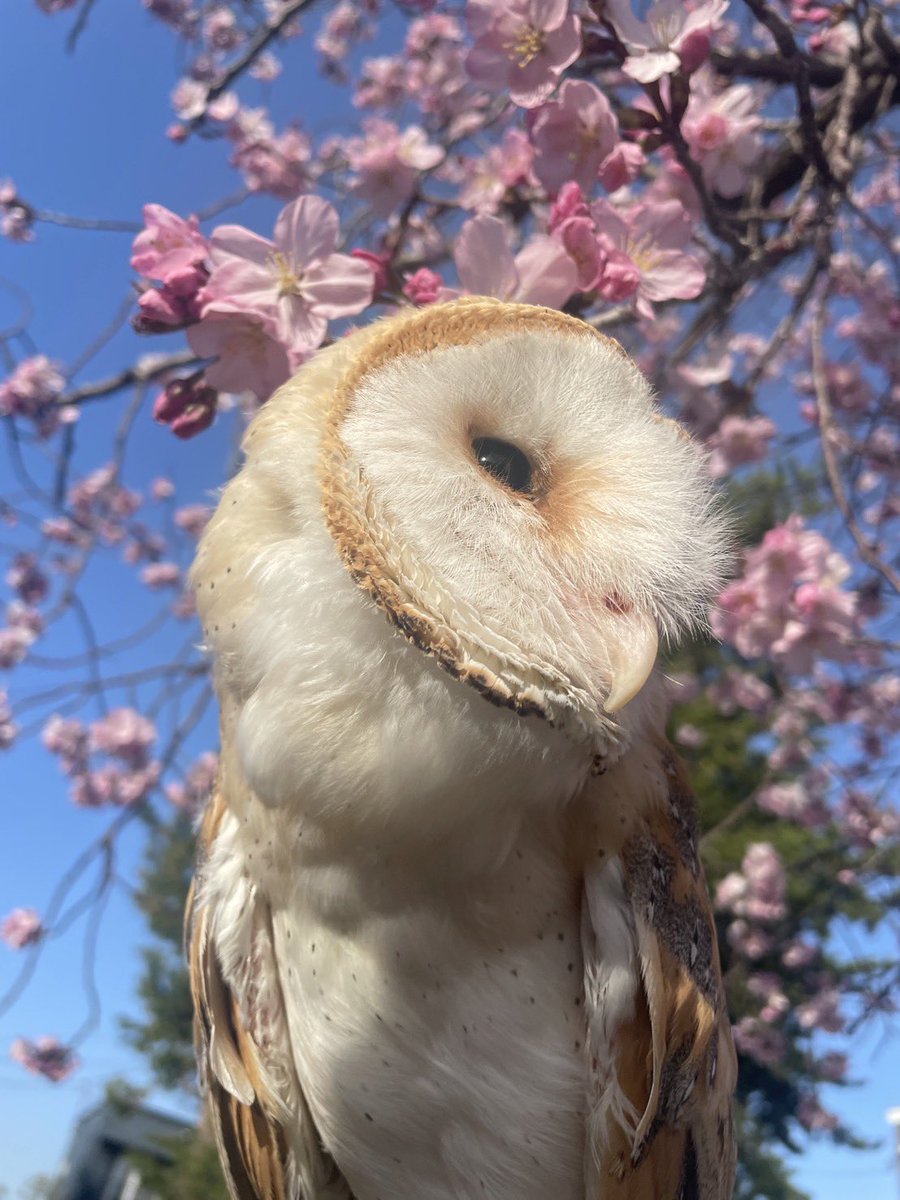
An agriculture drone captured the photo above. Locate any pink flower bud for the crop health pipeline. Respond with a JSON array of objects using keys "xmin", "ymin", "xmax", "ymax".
[
  {"xmin": 153, "ymin": 377, "xmax": 217, "ymax": 439},
  {"xmin": 402, "ymin": 268, "xmax": 443, "ymax": 306},
  {"xmin": 678, "ymin": 28, "xmax": 711, "ymax": 74}
]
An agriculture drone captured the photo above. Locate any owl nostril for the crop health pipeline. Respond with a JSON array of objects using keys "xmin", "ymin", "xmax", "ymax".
[{"xmin": 471, "ymin": 437, "xmax": 533, "ymax": 496}]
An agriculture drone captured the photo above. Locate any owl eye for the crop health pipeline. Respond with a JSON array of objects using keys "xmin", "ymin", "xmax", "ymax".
[{"xmin": 471, "ymin": 437, "xmax": 533, "ymax": 496}]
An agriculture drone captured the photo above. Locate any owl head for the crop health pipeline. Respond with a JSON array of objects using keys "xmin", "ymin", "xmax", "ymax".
[{"xmin": 193, "ymin": 299, "xmax": 728, "ymax": 834}]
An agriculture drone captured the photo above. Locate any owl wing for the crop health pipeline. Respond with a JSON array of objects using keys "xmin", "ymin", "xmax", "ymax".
[
  {"xmin": 188, "ymin": 789, "xmax": 354, "ymax": 1200},
  {"xmin": 579, "ymin": 739, "xmax": 737, "ymax": 1200}
]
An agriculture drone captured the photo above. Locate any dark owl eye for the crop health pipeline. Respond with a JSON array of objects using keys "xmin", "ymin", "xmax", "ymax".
[{"xmin": 471, "ymin": 437, "xmax": 533, "ymax": 495}]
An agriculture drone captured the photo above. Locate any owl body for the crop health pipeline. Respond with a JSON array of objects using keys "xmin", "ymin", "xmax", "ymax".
[{"xmin": 190, "ymin": 300, "xmax": 737, "ymax": 1200}]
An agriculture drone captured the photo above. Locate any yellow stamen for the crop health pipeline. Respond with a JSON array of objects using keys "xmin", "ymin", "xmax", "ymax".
[{"xmin": 509, "ymin": 25, "xmax": 544, "ymax": 68}]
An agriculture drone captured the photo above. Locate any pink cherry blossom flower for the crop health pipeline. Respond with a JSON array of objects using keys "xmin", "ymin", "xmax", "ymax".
[
  {"xmin": 708, "ymin": 668, "xmax": 773, "ymax": 715},
  {"xmin": 132, "ymin": 205, "xmax": 209, "ymax": 281},
  {"xmin": 403, "ymin": 268, "xmax": 444, "ymax": 306},
  {"xmin": 171, "ymin": 78, "xmax": 208, "ymax": 121},
  {"xmin": 732, "ymin": 1017, "xmax": 787, "ymax": 1067},
  {"xmin": 465, "ymin": 0, "xmax": 582, "ymax": 109},
  {"xmin": 555, "ymin": 217, "xmax": 605, "ymax": 291},
  {"xmin": 796, "ymin": 987, "xmax": 844, "ymax": 1033},
  {"xmin": 0, "ymin": 689, "xmax": 16, "ymax": 749},
  {"xmin": 174, "ymin": 505, "xmax": 212, "ymax": 537},
  {"xmin": 151, "ymin": 477, "xmax": 175, "ymax": 501},
  {"xmin": 42, "ymin": 715, "xmax": 89, "ymax": 773},
  {"xmin": 71, "ymin": 762, "xmax": 161, "ymax": 807},
  {"xmin": 757, "ymin": 781, "xmax": 829, "ymax": 828},
  {"xmin": 188, "ymin": 315, "xmax": 292, "ymax": 403},
  {"xmin": 200, "ymin": 195, "xmax": 374, "ymax": 354},
  {"xmin": 529, "ymin": 80, "xmax": 619, "ymax": 194},
  {"xmin": 166, "ymin": 750, "xmax": 219, "ymax": 813},
  {"xmin": 229, "ymin": 110, "xmax": 311, "ymax": 199},
  {"xmin": 682, "ymin": 69, "xmax": 761, "ymax": 198},
  {"xmin": 598, "ymin": 142, "xmax": 646, "ymax": 192},
  {"xmin": 7, "ymin": 553, "xmax": 49, "ymax": 605},
  {"xmin": 747, "ymin": 972, "xmax": 790, "ymax": 1023},
  {"xmin": 712, "ymin": 516, "xmax": 860, "ymax": 669},
  {"xmin": 451, "ymin": 214, "xmax": 577, "ymax": 309},
  {"xmin": 782, "ymin": 939, "xmax": 818, "ymax": 969},
  {"xmin": 141, "ymin": 562, "xmax": 182, "ymax": 589},
  {"xmin": 591, "ymin": 199, "xmax": 705, "ymax": 318},
  {"xmin": 344, "ymin": 120, "xmax": 443, "ymax": 219},
  {"xmin": 355, "ymin": 55, "xmax": 409, "ymax": 109},
  {"xmin": 0, "ymin": 356, "xmax": 65, "ymax": 415},
  {"xmin": 706, "ymin": 414, "xmax": 776, "ymax": 477},
  {"xmin": 10, "ymin": 1036, "xmax": 78, "ymax": 1082},
  {"xmin": 90, "ymin": 707, "xmax": 156, "ymax": 768},
  {"xmin": 153, "ymin": 375, "xmax": 219, "ymax": 439},
  {"xmin": 548, "ymin": 181, "xmax": 590, "ymax": 232},
  {"xmin": 796, "ymin": 1093, "xmax": 840, "ymax": 1132},
  {"xmin": 1, "ymin": 908, "xmax": 43, "ymax": 950},
  {"xmin": 606, "ymin": 0, "xmax": 728, "ymax": 83},
  {"xmin": 0, "ymin": 626, "xmax": 35, "ymax": 670},
  {"xmin": 717, "ymin": 842, "xmax": 786, "ymax": 923},
  {"xmin": 456, "ymin": 130, "xmax": 535, "ymax": 213}
]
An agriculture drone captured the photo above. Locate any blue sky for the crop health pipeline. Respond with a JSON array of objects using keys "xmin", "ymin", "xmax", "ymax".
[{"xmin": 0, "ymin": 4, "xmax": 896, "ymax": 1198}]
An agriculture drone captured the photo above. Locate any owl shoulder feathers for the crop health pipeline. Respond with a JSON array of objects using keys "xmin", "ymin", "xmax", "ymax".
[{"xmin": 578, "ymin": 735, "xmax": 737, "ymax": 1200}]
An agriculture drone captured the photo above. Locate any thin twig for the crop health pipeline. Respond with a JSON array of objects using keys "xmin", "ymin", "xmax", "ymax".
[{"xmin": 811, "ymin": 290, "xmax": 900, "ymax": 596}]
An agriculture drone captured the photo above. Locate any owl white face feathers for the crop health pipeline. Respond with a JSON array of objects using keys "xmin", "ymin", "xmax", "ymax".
[
  {"xmin": 327, "ymin": 300, "xmax": 726, "ymax": 744},
  {"xmin": 189, "ymin": 298, "xmax": 737, "ymax": 1200}
]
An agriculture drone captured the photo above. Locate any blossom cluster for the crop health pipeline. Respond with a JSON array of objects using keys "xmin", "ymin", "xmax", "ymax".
[{"xmin": 43, "ymin": 708, "xmax": 161, "ymax": 808}]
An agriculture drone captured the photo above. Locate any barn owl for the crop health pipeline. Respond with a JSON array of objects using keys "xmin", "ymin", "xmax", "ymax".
[{"xmin": 188, "ymin": 297, "xmax": 737, "ymax": 1200}]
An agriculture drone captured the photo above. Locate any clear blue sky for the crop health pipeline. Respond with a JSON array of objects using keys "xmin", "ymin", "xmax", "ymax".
[{"xmin": 0, "ymin": 4, "xmax": 896, "ymax": 1198}]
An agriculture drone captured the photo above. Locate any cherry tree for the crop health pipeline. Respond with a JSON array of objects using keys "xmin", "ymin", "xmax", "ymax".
[{"xmin": 1, "ymin": 1, "xmax": 898, "ymax": 1195}]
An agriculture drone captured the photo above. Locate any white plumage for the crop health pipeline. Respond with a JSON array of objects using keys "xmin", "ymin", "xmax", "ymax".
[{"xmin": 189, "ymin": 298, "xmax": 737, "ymax": 1200}]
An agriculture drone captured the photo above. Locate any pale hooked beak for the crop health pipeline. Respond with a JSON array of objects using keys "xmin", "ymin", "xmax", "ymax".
[
  {"xmin": 560, "ymin": 587, "xmax": 660, "ymax": 714},
  {"xmin": 603, "ymin": 607, "xmax": 659, "ymax": 712}
]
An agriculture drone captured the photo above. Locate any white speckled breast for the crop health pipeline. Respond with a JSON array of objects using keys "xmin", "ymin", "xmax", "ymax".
[{"xmin": 272, "ymin": 824, "xmax": 586, "ymax": 1200}]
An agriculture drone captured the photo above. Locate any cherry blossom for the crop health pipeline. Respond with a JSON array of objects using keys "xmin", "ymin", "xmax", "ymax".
[
  {"xmin": 681, "ymin": 69, "xmax": 762, "ymax": 198},
  {"xmin": 90, "ymin": 707, "xmax": 156, "ymax": 767},
  {"xmin": 344, "ymin": 120, "xmax": 443, "ymax": 219},
  {"xmin": 200, "ymin": 195, "xmax": 374, "ymax": 354},
  {"xmin": 166, "ymin": 750, "xmax": 219, "ymax": 813},
  {"xmin": 456, "ymin": 130, "xmax": 535, "ymax": 213},
  {"xmin": 187, "ymin": 316, "xmax": 292, "ymax": 403},
  {"xmin": 0, "ymin": 689, "xmax": 16, "ymax": 749},
  {"xmin": 451, "ymin": 215, "xmax": 577, "ymax": 309},
  {"xmin": 606, "ymin": 0, "xmax": 729, "ymax": 84},
  {"xmin": 229, "ymin": 109, "xmax": 312, "ymax": 198},
  {"xmin": 716, "ymin": 842, "xmax": 786, "ymax": 922},
  {"xmin": 713, "ymin": 516, "xmax": 862, "ymax": 671},
  {"xmin": 529, "ymin": 80, "xmax": 619, "ymax": 195},
  {"xmin": 10, "ymin": 1036, "xmax": 78, "ymax": 1082},
  {"xmin": 0, "ymin": 356, "xmax": 72, "ymax": 436},
  {"xmin": 706, "ymin": 415, "xmax": 776, "ymax": 477},
  {"xmin": 1, "ymin": 908, "xmax": 44, "ymax": 949},
  {"xmin": 590, "ymin": 199, "xmax": 705, "ymax": 318},
  {"xmin": 465, "ymin": 0, "xmax": 581, "ymax": 109}
]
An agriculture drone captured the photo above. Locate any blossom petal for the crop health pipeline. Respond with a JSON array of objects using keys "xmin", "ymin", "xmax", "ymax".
[
  {"xmin": 208, "ymin": 224, "xmax": 273, "ymax": 267},
  {"xmin": 514, "ymin": 236, "xmax": 578, "ymax": 307},
  {"xmin": 455, "ymin": 216, "xmax": 519, "ymax": 298},
  {"xmin": 301, "ymin": 254, "xmax": 375, "ymax": 319},
  {"xmin": 274, "ymin": 194, "xmax": 338, "ymax": 265}
]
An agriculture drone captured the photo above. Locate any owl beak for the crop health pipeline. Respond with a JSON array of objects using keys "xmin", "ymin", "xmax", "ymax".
[{"xmin": 603, "ymin": 608, "xmax": 659, "ymax": 713}]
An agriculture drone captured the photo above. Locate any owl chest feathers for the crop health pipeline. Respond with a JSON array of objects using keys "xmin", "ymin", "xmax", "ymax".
[{"xmin": 229, "ymin": 800, "xmax": 594, "ymax": 1200}]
